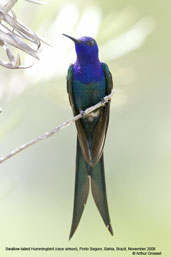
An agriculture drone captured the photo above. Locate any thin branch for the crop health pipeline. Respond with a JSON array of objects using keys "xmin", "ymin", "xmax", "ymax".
[
  {"xmin": 0, "ymin": 0, "xmax": 48, "ymax": 68},
  {"xmin": 0, "ymin": 0, "xmax": 17, "ymax": 13},
  {"xmin": 25, "ymin": 0, "xmax": 47, "ymax": 5},
  {"xmin": 0, "ymin": 90, "xmax": 115, "ymax": 165}
]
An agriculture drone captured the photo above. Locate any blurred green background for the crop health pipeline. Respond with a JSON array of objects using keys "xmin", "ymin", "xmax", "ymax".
[{"xmin": 0, "ymin": 0, "xmax": 171, "ymax": 256}]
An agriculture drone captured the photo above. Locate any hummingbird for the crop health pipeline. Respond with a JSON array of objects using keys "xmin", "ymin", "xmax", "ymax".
[{"xmin": 63, "ymin": 34, "xmax": 113, "ymax": 239}]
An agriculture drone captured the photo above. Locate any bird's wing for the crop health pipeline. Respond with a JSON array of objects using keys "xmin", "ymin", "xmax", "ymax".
[
  {"xmin": 90, "ymin": 63, "xmax": 113, "ymax": 165},
  {"xmin": 67, "ymin": 65, "xmax": 75, "ymax": 112},
  {"xmin": 102, "ymin": 63, "xmax": 113, "ymax": 95},
  {"xmin": 67, "ymin": 64, "xmax": 90, "ymax": 163},
  {"xmin": 67, "ymin": 63, "xmax": 113, "ymax": 166}
]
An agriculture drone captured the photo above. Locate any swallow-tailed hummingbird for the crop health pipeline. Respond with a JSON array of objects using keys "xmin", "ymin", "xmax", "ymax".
[{"xmin": 63, "ymin": 34, "xmax": 113, "ymax": 239}]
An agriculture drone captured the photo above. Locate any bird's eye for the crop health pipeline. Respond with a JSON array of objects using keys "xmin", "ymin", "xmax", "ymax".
[{"xmin": 86, "ymin": 40, "xmax": 95, "ymax": 46}]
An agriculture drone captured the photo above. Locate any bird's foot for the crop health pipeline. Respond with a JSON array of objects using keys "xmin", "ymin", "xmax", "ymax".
[
  {"xmin": 80, "ymin": 110, "xmax": 86, "ymax": 118},
  {"xmin": 101, "ymin": 97, "xmax": 106, "ymax": 106}
]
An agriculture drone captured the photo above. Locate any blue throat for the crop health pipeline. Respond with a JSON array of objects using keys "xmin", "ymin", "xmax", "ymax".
[{"xmin": 73, "ymin": 58, "xmax": 104, "ymax": 84}]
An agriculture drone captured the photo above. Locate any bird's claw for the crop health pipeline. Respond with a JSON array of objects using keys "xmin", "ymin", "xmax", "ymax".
[
  {"xmin": 80, "ymin": 110, "xmax": 86, "ymax": 118},
  {"xmin": 101, "ymin": 97, "xmax": 106, "ymax": 106}
]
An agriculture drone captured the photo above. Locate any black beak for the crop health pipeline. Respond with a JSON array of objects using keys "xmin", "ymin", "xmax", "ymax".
[{"xmin": 62, "ymin": 34, "xmax": 80, "ymax": 44}]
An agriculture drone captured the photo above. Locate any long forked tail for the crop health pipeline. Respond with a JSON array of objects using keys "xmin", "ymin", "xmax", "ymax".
[
  {"xmin": 69, "ymin": 139, "xmax": 113, "ymax": 239},
  {"xmin": 91, "ymin": 154, "xmax": 113, "ymax": 236},
  {"xmin": 69, "ymin": 139, "xmax": 90, "ymax": 239}
]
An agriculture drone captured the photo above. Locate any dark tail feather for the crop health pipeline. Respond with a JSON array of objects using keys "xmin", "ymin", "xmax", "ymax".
[
  {"xmin": 69, "ymin": 138, "xmax": 90, "ymax": 240},
  {"xmin": 90, "ymin": 154, "xmax": 113, "ymax": 236},
  {"xmin": 69, "ymin": 140, "xmax": 113, "ymax": 239}
]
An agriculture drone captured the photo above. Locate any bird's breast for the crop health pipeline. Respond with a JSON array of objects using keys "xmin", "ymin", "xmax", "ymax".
[{"xmin": 72, "ymin": 79, "xmax": 106, "ymax": 112}]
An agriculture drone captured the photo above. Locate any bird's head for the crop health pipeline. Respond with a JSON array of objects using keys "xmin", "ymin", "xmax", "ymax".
[{"xmin": 63, "ymin": 34, "xmax": 99, "ymax": 64}]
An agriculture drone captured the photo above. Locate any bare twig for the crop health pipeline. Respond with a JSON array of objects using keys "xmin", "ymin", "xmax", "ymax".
[
  {"xmin": 0, "ymin": 0, "xmax": 17, "ymax": 13},
  {"xmin": 0, "ymin": 0, "xmax": 47, "ymax": 68},
  {"xmin": 25, "ymin": 0, "xmax": 47, "ymax": 5},
  {"xmin": 0, "ymin": 90, "xmax": 115, "ymax": 165}
]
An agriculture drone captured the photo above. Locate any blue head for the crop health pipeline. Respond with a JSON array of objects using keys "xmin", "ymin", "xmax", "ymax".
[{"xmin": 63, "ymin": 34, "xmax": 99, "ymax": 65}]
